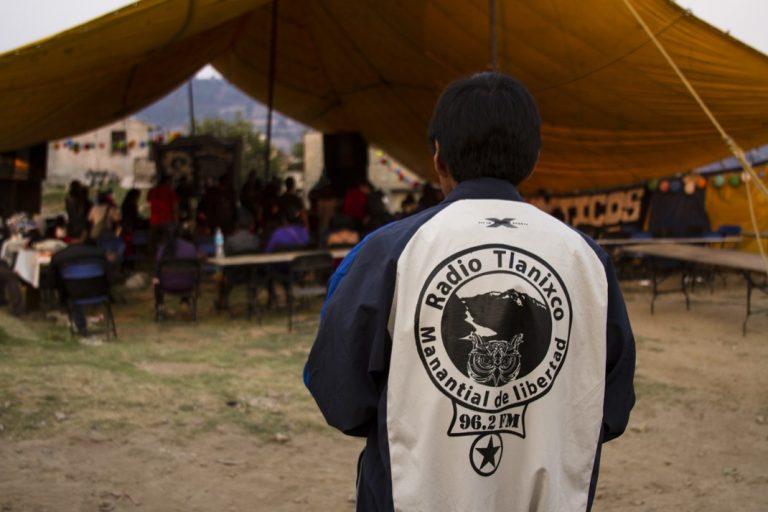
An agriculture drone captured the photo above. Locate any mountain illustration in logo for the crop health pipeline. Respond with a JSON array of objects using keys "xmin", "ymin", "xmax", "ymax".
[{"xmin": 441, "ymin": 288, "xmax": 552, "ymax": 385}]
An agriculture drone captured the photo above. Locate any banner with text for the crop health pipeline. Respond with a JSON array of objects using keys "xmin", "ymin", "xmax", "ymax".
[{"xmin": 528, "ymin": 186, "xmax": 648, "ymax": 229}]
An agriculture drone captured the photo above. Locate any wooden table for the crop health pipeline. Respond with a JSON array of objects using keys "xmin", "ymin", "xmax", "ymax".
[
  {"xmin": 628, "ymin": 243, "xmax": 767, "ymax": 334},
  {"xmin": 208, "ymin": 247, "xmax": 351, "ymax": 267},
  {"xmin": 13, "ymin": 248, "xmax": 52, "ymax": 288},
  {"xmin": 597, "ymin": 235, "xmax": 742, "ymax": 246}
]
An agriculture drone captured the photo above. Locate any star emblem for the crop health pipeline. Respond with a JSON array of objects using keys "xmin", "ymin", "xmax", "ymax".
[
  {"xmin": 476, "ymin": 437, "xmax": 500, "ymax": 469},
  {"xmin": 470, "ymin": 433, "xmax": 503, "ymax": 476}
]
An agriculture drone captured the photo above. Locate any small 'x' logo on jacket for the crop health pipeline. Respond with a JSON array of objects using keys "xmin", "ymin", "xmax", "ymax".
[{"xmin": 484, "ymin": 218, "xmax": 517, "ymax": 229}]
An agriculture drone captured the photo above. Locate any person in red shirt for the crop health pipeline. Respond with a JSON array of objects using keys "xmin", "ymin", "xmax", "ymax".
[
  {"xmin": 342, "ymin": 179, "xmax": 369, "ymax": 231},
  {"xmin": 147, "ymin": 175, "xmax": 178, "ymax": 254}
]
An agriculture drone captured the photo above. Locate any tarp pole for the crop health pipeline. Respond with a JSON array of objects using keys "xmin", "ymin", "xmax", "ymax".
[
  {"xmin": 264, "ymin": 0, "xmax": 279, "ymax": 180},
  {"xmin": 187, "ymin": 79, "xmax": 196, "ymax": 136},
  {"xmin": 622, "ymin": 0, "xmax": 768, "ymax": 269},
  {"xmin": 489, "ymin": 0, "xmax": 498, "ymax": 71}
]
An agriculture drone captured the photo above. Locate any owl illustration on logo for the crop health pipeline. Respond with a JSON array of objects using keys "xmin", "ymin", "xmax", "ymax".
[
  {"xmin": 465, "ymin": 331, "xmax": 524, "ymax": 386},
  {"xmin": 460, "ymin": 302, "xmax": 524, "ymax": 386}
]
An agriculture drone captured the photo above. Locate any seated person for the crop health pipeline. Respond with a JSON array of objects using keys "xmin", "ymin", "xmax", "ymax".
[
  {"xmin": 0, "ymin": 260, "xmax": 24, "ymax": 317},
  {"xmin": 324, "ymin": 214, "xmax": 361, "ymax": 270},
  {"xmin": 324, "ymin": 214, "xmax": 360, "ymax": 248},
  {"xmin": 216, "ymin": 210, "xmax": 260, "ymax": 310},
  {"xmin": 265, "ymin": 210, "xmax": 310, "ymax": 253},
  {"xmin": 45, "ymin": 215, "xmax": 67, "ymax": 240},
  {"xmin": 153, "ymin": 228, "xmax": 198, "ymax": 310},
  {"xmin": 50, "ymin": 223, "xmax": 112, "ymax": 336},
  {"xmin": 264, "ymin": 210, "xmax": 310, "ymax": 307}
]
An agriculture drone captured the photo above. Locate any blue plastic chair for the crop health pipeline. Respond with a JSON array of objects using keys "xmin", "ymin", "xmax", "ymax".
[
  {"xmin": 98, "ymin": 236, "xmax": 126, "ymax": 261},
  {"xmin": 155, "ymin": 258, "xmax": 201, "ymax": 322},
  {"xmin": 195, "ymin": 236, "xmax": 217, "ymax": 274},
  {"xmin": 716, "ymin": 224, "xmax": 742, "ymax": 236},
  {"xmin": 60, "ymin": 259, "xmax": 117, "ymax": 339},
  {"xmin": 124, "ymin": 229, "xmax": 149, "ymax": 267}
]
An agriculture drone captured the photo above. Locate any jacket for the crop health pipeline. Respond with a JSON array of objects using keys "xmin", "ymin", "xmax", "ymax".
[{"xmin": 306, "ymin": 177, "xmax": 635, "ymax": 511}]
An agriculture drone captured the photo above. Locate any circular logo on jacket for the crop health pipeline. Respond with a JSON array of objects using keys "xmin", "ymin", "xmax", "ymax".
[{"xmin": 414, "ymin": 244, "xmax": 572, "ymax": 452}]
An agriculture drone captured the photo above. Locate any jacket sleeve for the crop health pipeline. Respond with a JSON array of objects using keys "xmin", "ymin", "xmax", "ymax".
[
  {"xmin": 304, "ymin": 235, "xmax": 396, "ymax": 437},
  {"xmin": 601, "ymin": 254, "xmax": 636, "ymax": 442}
]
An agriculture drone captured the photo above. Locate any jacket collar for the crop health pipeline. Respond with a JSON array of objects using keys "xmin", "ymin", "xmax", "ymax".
[{"xmin": 443, "ymin": 178, "xmax": 524, "ymax": 203}]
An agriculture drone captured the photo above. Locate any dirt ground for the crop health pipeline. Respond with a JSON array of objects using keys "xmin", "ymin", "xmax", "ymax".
[{"xmin": 0, "ymin": 275, "xmax": 767, "ymax": 511}]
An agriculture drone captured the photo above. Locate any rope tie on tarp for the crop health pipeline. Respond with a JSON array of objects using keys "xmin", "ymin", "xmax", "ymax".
[{"xmin": 622, "ymin": 0, "xmax": 768, "ymax": 271}]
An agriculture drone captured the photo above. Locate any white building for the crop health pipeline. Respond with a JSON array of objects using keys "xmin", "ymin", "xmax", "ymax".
[{"xmin": 47, "ymin": 117, "xmax": 156, "ymax": 188}]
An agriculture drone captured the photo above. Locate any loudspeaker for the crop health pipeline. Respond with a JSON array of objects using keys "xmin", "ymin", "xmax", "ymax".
[{"xmin": 323, "ymin": 132, "xmax": 368, "ymax": 196}]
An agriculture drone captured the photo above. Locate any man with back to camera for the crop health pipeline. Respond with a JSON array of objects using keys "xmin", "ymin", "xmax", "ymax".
[{"xmin": 305, "ymin": 72, "xmax": 635, "ymax": 511}]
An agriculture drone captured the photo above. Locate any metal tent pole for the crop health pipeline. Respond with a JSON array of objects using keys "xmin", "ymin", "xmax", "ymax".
[
  {"xmin": 490, "ymin": 0, "xmax": 498, "ymax": 71},
  {"xmin": 187, "ymin": 79, "xmax": 196, "ymax": 136},
  {"xmin": 264, "ymin": 0, "xmax": 279, "ymax": 179}
]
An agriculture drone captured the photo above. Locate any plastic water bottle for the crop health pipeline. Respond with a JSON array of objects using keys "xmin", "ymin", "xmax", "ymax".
[{"xmin": 214, "ymin": 228, "xmax": 224, "ymax": 259}]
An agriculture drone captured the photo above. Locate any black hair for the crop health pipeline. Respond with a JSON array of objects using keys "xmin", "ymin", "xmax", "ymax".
[
  {"xmin": 284, "ymin": 176, "xmax": 296, "ymax": 191},
  {"xmin": 427, "ymin": 72, "xmax": 541, "ymax": 185},
  {"xmin": 67, "ymin": 221, "xmax": 87, "ymax": 239},
  {"xmin": 123, "ymin": 188, "xmax": 140, "ymax": 205},
  {"xmin": 236, "ymin": 208, "xmax": 253, "ymax": 230}
]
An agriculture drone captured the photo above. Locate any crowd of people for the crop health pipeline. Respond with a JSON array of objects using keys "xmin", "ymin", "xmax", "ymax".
[{"xmin": 0, "ymin": 172, "xmax": 443, "ymax": 332}]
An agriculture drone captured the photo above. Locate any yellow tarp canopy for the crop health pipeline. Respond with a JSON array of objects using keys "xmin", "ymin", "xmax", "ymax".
[
  {"xmin": 706, "ymin": 169, "xmax": 768, "ymax": 253},
  {"xmin": 1, "ymin": 0, "xmax": 767, "ymax": 193}
]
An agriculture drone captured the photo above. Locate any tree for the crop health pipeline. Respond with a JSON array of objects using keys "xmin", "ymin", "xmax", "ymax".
[
  {"xmin": 288, "ymin": 139, "xmax": 305, "ymax": 171},
  {"xmin": 195, "ymin": 115, "xmax": 285, "ymax": 180}
]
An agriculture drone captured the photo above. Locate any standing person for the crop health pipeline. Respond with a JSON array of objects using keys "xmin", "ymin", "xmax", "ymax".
[
  {"xmin": 147, "ymin": 175, "xmax": 178, "ymax": 254},
  {"xmin": 305, "ymin": 72, "xmax": 635, "ymax": 511},
  {"xmin": 240, "ymin": 170, "xmax": 262, "ymax": 222},
  {"xmin": 87, "ymin": 190, "xmax": 120, "ymax": 240},
  {"xmin": 203, "ymin": 176, "xmax": 237, "ymax": 236},
  {"xmin": 342, "ymin": 179, "xmax": 369, "ymax": 232},
  {"xmin": 120, "ymin": 188, "xmax": 145, "ymax": 265},
  {"xmin": 175, "ymin": 176, "xmax": 194, "ymax": 224},
  {"xmin": 278, "ymin": 176, "xmax": 307, "ymax": 228},
  {"xmin": 260, "ymin": 177, "xmax": 283, "ymax": 243},
  {"xmin": 120, "ymin": 189, "xmax": 143, "ymax": 233},
  {"xmin": 65, "ymin": 180, "xmax": 89, "ymax": 229},
  {"xmin": 313, "ymin": 180, "xmax": 338, "ymax": 244}
]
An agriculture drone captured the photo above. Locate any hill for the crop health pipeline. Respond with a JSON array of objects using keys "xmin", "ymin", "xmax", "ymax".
[{"xmin": 135, "ymin": 78, "xmax": 306, "ymax": 152}]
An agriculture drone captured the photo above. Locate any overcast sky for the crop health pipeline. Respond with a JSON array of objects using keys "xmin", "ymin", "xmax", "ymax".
[{"xmin": 0, "ymin": 0, "xmax": 766, "ymax": 72}]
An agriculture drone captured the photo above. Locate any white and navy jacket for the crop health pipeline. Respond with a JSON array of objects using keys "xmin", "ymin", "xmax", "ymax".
[{"xmin": 306, "ymin": 178, "xmax": 635, "ymax": 512}]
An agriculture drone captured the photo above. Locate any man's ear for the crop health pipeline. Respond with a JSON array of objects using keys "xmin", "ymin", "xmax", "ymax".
[{"xmin": 433, "ymin": 141, "xmax": 449, "ymax": 178}]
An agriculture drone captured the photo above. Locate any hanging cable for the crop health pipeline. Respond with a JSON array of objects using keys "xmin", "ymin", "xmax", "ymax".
[{"xmin": 622, "ymin": 0, "xmax": 767, "ymax": 269}]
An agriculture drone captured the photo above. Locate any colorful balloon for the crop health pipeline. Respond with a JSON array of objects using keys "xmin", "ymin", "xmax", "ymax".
[
  {"xmin": 659, "ymin": 180, "xmax": 670, "ymax": 192},
  {"xmin": 647, "ymin": 179, "xmax": 659, "ymax": 191},
  {"xmin": 696, "ymin": 176, "xmax": 707, "ymax": 189},
  {"xmin": 713, "ymin": 175, "xmax": 725, "ymax": 188},
  {"xmin": 669, "ymin": 179, "xmax": 682, "ymax": 193},
  {"xmin": 729, "ymin": 174, "xmax": 741, "ymax": 187}
]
